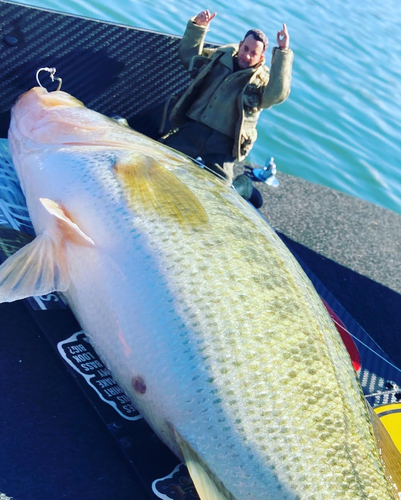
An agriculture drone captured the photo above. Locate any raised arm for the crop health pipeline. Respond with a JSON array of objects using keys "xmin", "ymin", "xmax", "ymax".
[
  {"xmin": 194, "ymin": 9, "xmax": 216, "ymax": 26},
  {"xmin": 178, "ymin": 10, "xmax": 217, "ymax": 69},
  {"xmin": 260, "ymin": 23, "xmax": 293, "ymax": 108},
  {"xmin": 276, "ymin": 23, "xmax": 290, "ymax": 51}
]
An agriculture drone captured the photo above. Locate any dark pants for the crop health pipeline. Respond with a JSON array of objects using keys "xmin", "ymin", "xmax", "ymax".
[{"xmin": 162, "ymin": 120, "xmax": 235, "ymax": 184}]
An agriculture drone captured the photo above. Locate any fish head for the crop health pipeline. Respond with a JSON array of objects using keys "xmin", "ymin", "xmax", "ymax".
[
  {"xmin": 9, "ymin": 86, "xmax": 117, "ymax": 150},
  {"xmin": 10, "ymin": 87, "xmax": 84, "ymax": 141},
  {"xmin": 18, "ymin": 85, "xmax": 84, "ymax": 109},
  {"xmin": 9, "ymin": 86, "xmax": 211, "ymax": 229}
]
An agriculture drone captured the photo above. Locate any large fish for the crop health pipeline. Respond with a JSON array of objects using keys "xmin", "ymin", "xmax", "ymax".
[{"xmin": 1, "ymin": 86, "xmax": 400, "ymax": 500}]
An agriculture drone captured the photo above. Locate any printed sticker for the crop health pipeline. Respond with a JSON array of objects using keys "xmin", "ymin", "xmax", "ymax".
[
  {"xmin": 58, "ymin": 331, "xmax": 141, "ymax": 421},
  {"xmin": 152, "ymin": 463, "xmax": 198, "ymax": 500}
]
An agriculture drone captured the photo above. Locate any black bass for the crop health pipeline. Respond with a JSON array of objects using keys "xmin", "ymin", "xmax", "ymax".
[{"xmin": 1, "ymin": 87, "xmax": 400, "ymax": 500}]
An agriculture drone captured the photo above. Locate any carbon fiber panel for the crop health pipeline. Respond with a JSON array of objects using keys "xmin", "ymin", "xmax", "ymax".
[{"xmin": 0, "ymin": 0, "xmax": 192, "ymax": 137}]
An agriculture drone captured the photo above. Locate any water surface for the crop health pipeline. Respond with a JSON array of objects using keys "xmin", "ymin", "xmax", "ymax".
[{"xmin": 12, "ymin": 0, "xmax": 401, "ymax": 214}]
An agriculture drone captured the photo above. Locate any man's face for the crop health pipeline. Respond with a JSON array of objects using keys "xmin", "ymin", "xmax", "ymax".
[{"xmin": 237, "ymin": 35, "xmax": 265, "ymax": 69}]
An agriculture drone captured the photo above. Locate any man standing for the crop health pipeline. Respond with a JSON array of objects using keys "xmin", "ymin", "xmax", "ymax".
[{"xmin": 164, "ymin": 10, "xmax": 293, "ymax": 204}]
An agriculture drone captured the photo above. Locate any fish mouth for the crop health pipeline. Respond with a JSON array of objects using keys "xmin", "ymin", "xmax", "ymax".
[
  {"xmin": 16, "ymin": 86, "xmax": 85, "ymax": 111},
  {"xmin": 33, "ymin": 86, "xmax": 84, "ymax": 108}
]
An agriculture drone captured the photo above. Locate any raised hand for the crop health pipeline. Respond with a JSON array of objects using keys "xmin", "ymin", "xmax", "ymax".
[
  {"xmin": 276, "ymin": 23, "xmax": 290, "ymax": 50},
  {"xmin": 194, "ymin": 10, "xmax": 216, "ymax": 26}
]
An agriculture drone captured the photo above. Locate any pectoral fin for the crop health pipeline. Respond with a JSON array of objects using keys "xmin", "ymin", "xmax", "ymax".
[
  {"xmin": 173, "ymin": 427, "xmax": 232, "ymax": 500},
  {"xmin": 40, "ymin": 198, "xmax": 94, "ymax": 246},
  {"xmin": 114, "ymin": 153, "xmax": 208, "ymax": 226},
  {"xmin": 0, "ymin": 232, "xmax": 70, "ymax": 302}
]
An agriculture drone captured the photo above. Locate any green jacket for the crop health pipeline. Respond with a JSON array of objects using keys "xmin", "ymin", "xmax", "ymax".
[{"xmin": 170, "ymin": 19, "xmax": 294, "ymax": 161}]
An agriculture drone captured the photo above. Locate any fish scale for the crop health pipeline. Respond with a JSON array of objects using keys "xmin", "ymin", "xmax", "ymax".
[
  {"xmin": 1, "ymin": 86, "xmax": 399, "ymax": 500},
  {"xmin": 131, "ymin": 176, "xmax": 393, "ymax": 499}
]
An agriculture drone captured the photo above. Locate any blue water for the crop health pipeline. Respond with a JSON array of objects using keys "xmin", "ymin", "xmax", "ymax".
[{"xmin": 12, "ymin": 0, "xmax": 401, "ymax": 214}]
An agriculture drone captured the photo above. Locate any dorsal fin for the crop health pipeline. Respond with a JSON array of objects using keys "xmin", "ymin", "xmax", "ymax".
[{"xmin": 114, "ymin": 153, "xmax": 208, "ymax": 226}]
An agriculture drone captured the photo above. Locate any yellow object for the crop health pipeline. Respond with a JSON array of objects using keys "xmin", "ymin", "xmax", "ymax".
[{"xmin": 374, "ymin": 403, "xmax": 401, "ymax": 453}]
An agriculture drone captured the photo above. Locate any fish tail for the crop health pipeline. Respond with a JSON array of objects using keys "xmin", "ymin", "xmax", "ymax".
[
  {"xmin": 0, "ymin": 231, "xmax": 70, "ymax": 302},
  {"xmin": 0, "ymin": 198, "xmax": 95, "ymax": 303}
]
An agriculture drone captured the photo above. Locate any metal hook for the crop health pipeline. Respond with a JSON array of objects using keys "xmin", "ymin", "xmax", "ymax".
[{"xmin": 36, "ymin": 67, "xmax": 62, "ymax": 91}]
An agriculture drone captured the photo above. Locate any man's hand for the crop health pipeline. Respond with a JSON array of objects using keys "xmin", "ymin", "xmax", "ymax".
[
  {"xmin": 276, "ymin": 23, "xmax": 290, "ymax": 50},
  {"xmin": 194, "ymin": 10, "xmax": 216, "ymax": 26}
]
